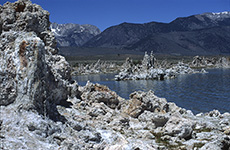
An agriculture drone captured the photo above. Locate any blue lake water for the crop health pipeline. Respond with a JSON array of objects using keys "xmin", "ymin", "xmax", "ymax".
[{"xmin": 74, "ymin": 68, "xmax": 230, "ymax": 114}]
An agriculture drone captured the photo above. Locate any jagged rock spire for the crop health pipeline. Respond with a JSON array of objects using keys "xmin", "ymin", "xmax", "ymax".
[{"xmin": 0, "ymin": 0, "xmax": 78, "ymax": 120}]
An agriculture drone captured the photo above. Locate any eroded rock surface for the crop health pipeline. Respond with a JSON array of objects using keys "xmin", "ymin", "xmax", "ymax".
[
  {"xmin": 115, "ymin": 52, "xmax": 202, "ymax": 81},
  {"xmin": 72, "ymin": 59, "xmax": 118, "ymax": 75},
  {"xmin": 0, "ymin": 0, "xmax": 76, "ymax": 120},
  {"xmin": 0, "ymin": 1, "xmax": 229, "ymax": 150},
  {"xmin": 191, "ymin": 55, "xmax": 230, "ymax": 68}
]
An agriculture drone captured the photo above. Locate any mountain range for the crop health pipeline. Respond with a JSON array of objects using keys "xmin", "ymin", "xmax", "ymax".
[
  {"xmin": 50, "ymin": 23, "xmax": 101, "ymax": 47},
  {"xmin": 53, "ymin": 12, "xmax": 230, "ymax": 56}
]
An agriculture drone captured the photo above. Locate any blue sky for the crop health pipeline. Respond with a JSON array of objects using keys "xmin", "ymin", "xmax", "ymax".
[{"xmin": 1, "ymin": 0, "xmax": 230, "ymax": 31}]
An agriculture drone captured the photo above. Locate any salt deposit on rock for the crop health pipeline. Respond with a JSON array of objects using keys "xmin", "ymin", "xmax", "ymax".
[
  {"xmin": 0, "ymin": 1, "xmax": 229, "ymax": 150},
  {"xmin": 72, "ymin": 59, "xmax": 118, "ymax": 75},
  {"xmin": 71, "ymin": 54, "xmax": 229, "ymax": 77},
  {"xmin": 191, "ymin": 55, "xmax": 230, "ymax": 68},
  {"xmin": 115, "ymin": 52, "xmax": 203, "ymax": 81},
  {"xmin": 0, "ymin": 0, "xmax": 77, "ymax": 121}
]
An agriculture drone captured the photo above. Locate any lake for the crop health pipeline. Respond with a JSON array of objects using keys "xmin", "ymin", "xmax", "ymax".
[{"xmin": 74, "ymin": 68, "xmax": 230, "ymax": 114}]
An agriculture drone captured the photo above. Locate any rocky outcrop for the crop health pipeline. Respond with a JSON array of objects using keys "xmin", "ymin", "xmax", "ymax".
[
  {"xmin": 79, "ymin": 81, "xmax": 123, "ymax": 109},
  {"xmin": 0, "ymin": 0, "xmax": 78, "ymax": 120},
  {"xmin": 115, "ymin": 52, "xmax": 202, "ymax": 81},
  {"xmin": 72, "ymin": 87, "xmax": 230, "ymax": 150},
  {"xmin": 0, "ymin": 1, "xmax": 229, "ymax": 150},
  {"xmin": 72, "ymin": 59, "xmax": 118, "ymax": 75},
  {"xmin": 120, "ymin": 90, "xmax": 169, "ymax": 118},
  {"xmin": 191, "ymin": 56, "xmax": 230, "ymax": 68}
]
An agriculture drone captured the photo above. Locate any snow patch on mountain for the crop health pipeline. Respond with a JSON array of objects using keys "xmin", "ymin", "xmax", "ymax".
[
  {"xmin": 203, "ymin": 11, "xmax": 230, "ymax": 20},
  {"xmin": 50, "ymin": 23, "xmax": 101, "ymax": 47}
]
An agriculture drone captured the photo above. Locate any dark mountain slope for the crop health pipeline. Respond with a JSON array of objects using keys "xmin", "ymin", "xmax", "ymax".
[
  {"xmin": 126, "ymin": 26, "xmax": 230, "ymax": 55},
  {"xmin": 168, "ymin": 12, "xmax": 230, "ymax": 31},
  {"xmin": 83, "ymin": 12, "xmax": 230, "ymax": 55}
]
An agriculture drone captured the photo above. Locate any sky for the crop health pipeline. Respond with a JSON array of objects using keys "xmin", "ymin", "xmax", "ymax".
[{"xmin": 1, "ymin": 0, "xmax": 230, "ymax": 31}]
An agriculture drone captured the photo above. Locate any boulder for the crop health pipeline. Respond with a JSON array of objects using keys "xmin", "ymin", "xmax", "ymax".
[
  {"xmin": 80, "ymin": 82, "xmax": 123, "ymax": 109},
  {"xmin": 121, "ymin": 90, "xmax": 168, "ymax": 118},
  {"xmin": 200, "ymin": 137, "xmax": 230, "ymax": 150},
  {"xmin": 138, "ymin": 110, "xmax": 169, "ymax": 128},
  {"xmin": 163, "ymin": 115, "xmax": 195, "ymax": 139}
]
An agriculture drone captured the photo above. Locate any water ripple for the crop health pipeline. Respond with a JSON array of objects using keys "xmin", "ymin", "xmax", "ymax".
[{"xmin": 74, "ymin": 69, "xmax": 230, "ymax": 114}]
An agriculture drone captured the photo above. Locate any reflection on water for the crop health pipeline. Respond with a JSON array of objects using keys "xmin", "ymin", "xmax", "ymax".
[{"xmin": 74, "ymin": 69, "xmax": 230, "ymax": 114}]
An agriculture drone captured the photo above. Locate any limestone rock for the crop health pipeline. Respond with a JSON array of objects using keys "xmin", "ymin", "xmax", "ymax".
[
  {"xmin": 80, "ymin": 82, "xmax": 123, "ymax": 109},
  {"xmin": 72, "ymin": 59, "xmax": 118, "ymax": 75},
  {"xmin": 0, "ymin": 71, "xmax": 16, "ymax": 106},
  {"xmin": 0, "ymin": 106, "xmax": 60, "ymax": 150},
  {"xmin": 1, "ymin": 1, "xmax": 48, "ymax": 37},
  {"xmin": 191, "ymin": 55, "xmax": 230, "ymax": 68},
  {"xmin": 0, "ymin": 31, "xmax": 73, "ymax": 120},
  {"xmin": 200, "ymin": 136, "xmax": 230, "ymax": 150},
  {"xmin": 138, "ymin": 110, "xmax": 169, "ymax": 128},
  {"xmin": 1, "ymin": 0, "xmax": 57, "ymax": 53},
  {"xmin": 115, "ymin": 52, "xmax": 201, "ymax": 81},
  {"xmin": 121, "ymin": 90, "xmax": 169, "ymax": 118},
  {"xmin": 0, "ymin": 0, "xmax": 76, "ymax": 120},
  {"xmin": 1, "ymin": 1, "xmax": 230, "ymax": 150},
  {"xmin": 163, "ymin": 115, "xmax": 195, "ymax": 139},
  {"xmin": 216, "ymin": 57, "xmax": 230, "ymax": 68}
]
